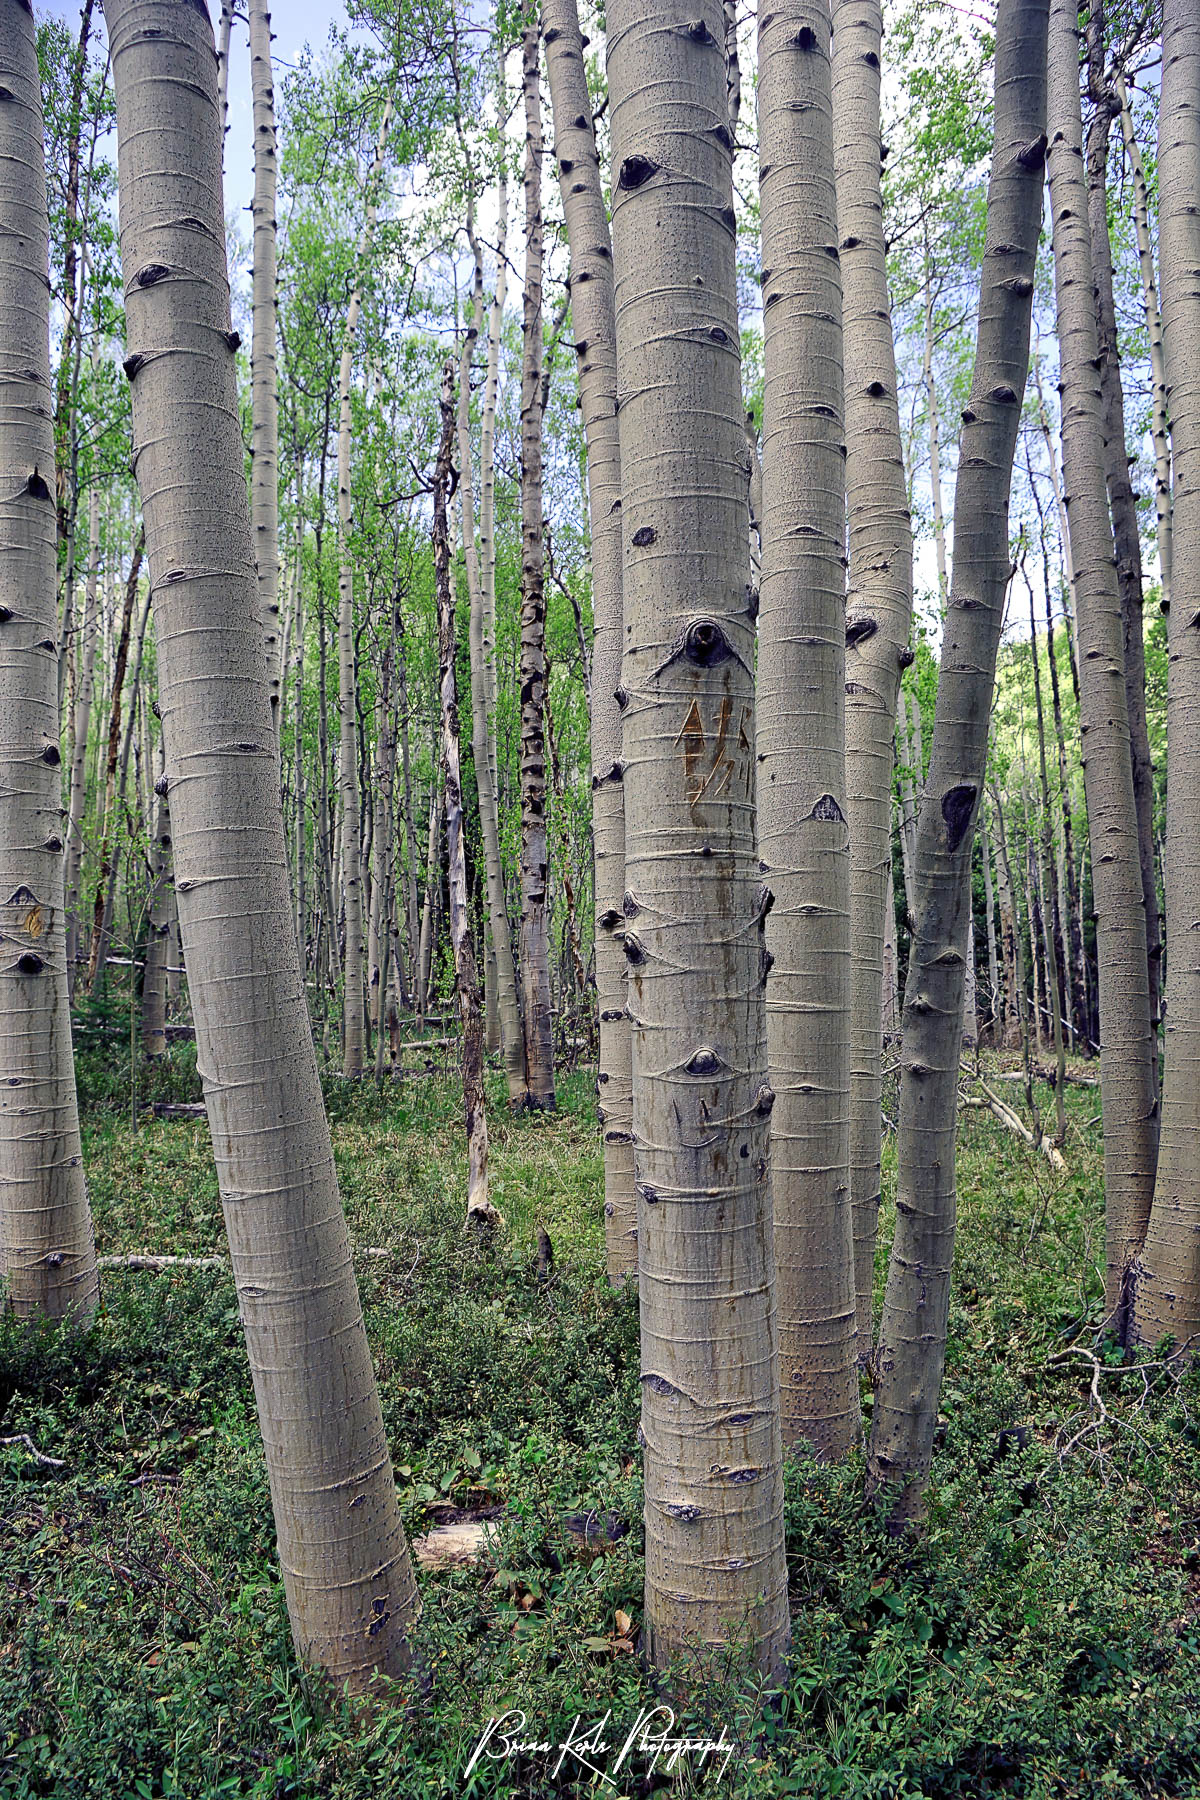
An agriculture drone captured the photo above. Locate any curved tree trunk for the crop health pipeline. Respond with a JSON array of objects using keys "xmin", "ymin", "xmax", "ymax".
[
  {"xmin": 249, "ymin": 0, "xmax": 282, "ymax": 726},
  {"xmin": 107, "ymin": 0, "xmax": 417, "ymax": 1688},
  {"xmin": 1133, "ymin": 0, "xmax": 1200, "ymax": 1348},
  {"xmin": 608, "ymin": 0, "xmax": 789, "ymax": 1675},
  {"xmin": 518, "ymin": 16, "xmax": 556, "ymax": 1111},
  {"xmin": 1046, "ymin": 0, "xmax": 1157, "ymax": 1330},
  {"xmin": 866, "ymin": 0, "xmax": 1048, "ymax": 1526},
  {"xmin": 758, "ymin": 0, "xmax": 858, "ymax": 1458},
  {"xmin": 337, "ymin": 97, "xmax": 393, "ymax": 1077},
  {"xmin": 543, "ymin": 0, "xmax": 635, "ymax": 1283},
  {"xmin": 0, "ymin": 0, "xmax": 98, "ymax": 1326},
  {"xmin": 832, "ymin": 0, "xmax": 916, "ymax": 1355}
]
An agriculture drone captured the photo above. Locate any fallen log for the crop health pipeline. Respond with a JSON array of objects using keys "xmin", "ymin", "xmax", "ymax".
[{"xmin": 960, "ymin": 1080, "xmax": 1067, "ymax": 1171}]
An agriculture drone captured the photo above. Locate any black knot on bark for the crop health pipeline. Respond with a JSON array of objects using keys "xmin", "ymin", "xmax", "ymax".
[
  {"xmin": 632, "ymin": 525, "xmax": 656, "ymax": 547},
  {"xmin": 684, "ymin": 1046, "xmax": 723, "ymax": 1076},
  {"xmin": 810, "ymin": 793, "xmax": 845, "ymax": 823},
  {"xmin": 0, "ymin": 607, "xmax": 12, "ymax": 624},
  {"xmin": 792, "ymin": 24, "xmax": 817, "ymax": 48},
  {"xmin": 135, "ymin": 263, "xmax": 170, "ymax": 287},
  {"xmin": 760, "ymin": 946, "xmax": 774, "ymax": 985},
  {"xmin": 846, "ymin": 612, "xmax": 877, "ymax": 647},
  {"xmin": 40, "ymin": 743, "xmax": 60, "ymax": 767},
  {"xmin": 756, "ymin": 1084, "xmax": 776, "ymax": 1116},
  {"xmin": 154, "ymin": 772, "xmax": 169, "ymax": 797},
  {"xmin": 16, "ymin": 953, "xmax": 45, "ymax": 975},
  {"xmin": 684, "ymin": 17, "xmax": 716, "ymax": 42},
  {"xmin": 623, "ymin": 933, "xmax": 647, "ymax": 966},
  {"xmin": 0, "ymin": 86, "xmax": 15, "ymax": 102},
  {"xmin": 638, "ymin": 1185, "xmax": 660, "ymax": 1206},
  {"xmin": 600, "ymin": 906, "xmax": 622, "ymax": 932},
  {"xmin": 711, "ymin": 122, "xmax": 733, "ymax": 149},
  {"xmin": 26, "ymin": 469, "xmax": 50, "ymax": 501},
  {"xmin": 618, "ymin": 154, "xmax": 657, "ymax": 191},
  {"xmin": 1017, "ymin": 132, "xmax": 1048, "ymax": 169},
  {"xmin": 223, "ymin": 330, "xmax": 242, "ymax": 352},
  {"xmin": 988, "ymin": 384, "xmax": 1018, "ymax": 404},
  {"xmin": 746, "ymin": 585, "xmax": 760, "ymax": 621},
  {"xmin": 941, "ymin": 783, "xmax": 977, "ymax": 853},
  {"xmin": 866, "ymin": 380, "xmax": 887, "ymax": 398},
  {"xmin": 709, "ymin": 326, "xmax": 729, "ymax": 343},
  {"xmin": 559, "ymin": 156, "xmax": 574, "ymax": 173},
  {"xmin": 898, "ymin": 645, "xmax": 915, "ymax": 669},
  {"xmin": 622, "ymin": 890, "xmax": 640, "ymax": 917},
  {"xmin": 684, "ymin": 619, "xmax": 731, "ymax": 666},
  {"xmin": 44, "ymin": 836, "xmax": 63, "ymax": 853},
  {"xmin": 615, "ymin": 683, "xmax": 629, "ymax": 711},
  {"xmin": 755, "ymin": 884, "xmax": 774, "ymax": 923},
  {"xmin": 961, "ymin": 406, "xmax": 977, "ymax": 424}
]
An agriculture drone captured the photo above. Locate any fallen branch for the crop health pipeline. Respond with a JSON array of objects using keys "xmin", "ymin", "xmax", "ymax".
[
  {"xmin": 99, "ymin": 1246, "xmax": 391, "ymax": 1272},
  {"xmin": 960, "ymin": 1080, "xmax": 1067, "ymax": 1170},
  {"xmin": 0, "ymin": 1435, "xmax": 66, "ymax": 1468}
]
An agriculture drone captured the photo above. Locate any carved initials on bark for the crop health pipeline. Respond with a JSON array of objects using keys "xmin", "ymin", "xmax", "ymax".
[{"xmin": 675, "ymin": 694, "xmax": 752, "ymax": 819}]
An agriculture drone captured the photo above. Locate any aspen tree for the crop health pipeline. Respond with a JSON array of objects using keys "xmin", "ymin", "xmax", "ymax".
[
  {"xmin": 832, "ymin": 0, "xmax": 915, "ymax": 1351},
  {"xmin": 1046, "ymin": 0, "xmax": 1157, "ymax": 1326},
  {"xmin": 106, "ymin": 0, "xmax": 417, "ymax": 1687},
  {"xmin": 1133, "ymin": 0, "xmax": 1200, "ymax": 1348},
  {"xmin": 608, "ymin": 0, "xmax": 789, "ymax": 1673},
  {"xmin": 337, "ymin": 97, "xmax": 394, "ymax": 1078},
  {"xmin": 0, "ymin": 0, "xmax": 98, "ymax": 1325},
  {"xmin": 518, "ymin": 12, "xmax": 556, "ymax": 1110},
  {"xmin": 249, "ymin": 0, "xmax": 282, "ymax": 724},
  {"xmin": 543, "ymin": 0, "xmax": 636, "ymax": 1282},
  {"xmin": 433, "ymin": 363, "xmax": 496, "ymax": 1228},
  {"xmin": 757, "ymin": 0, "xmax": 857, "ymax": 1456},
  {"xmin": 142, "ymin": 743, "xmax": 171, "ymax": 1061},
  {"xmin": 1117, "ymin": 77, "xmax": 1172, "ymax": 612},
  {"xmin": 867, "ymin": 0, "xmax": 1049, "ymax": 1524}
]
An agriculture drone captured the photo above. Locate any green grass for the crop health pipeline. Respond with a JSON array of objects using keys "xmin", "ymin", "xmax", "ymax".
[{"xmin": 3, "ymin": 1050, "xmax": 1200, "ymax": 1797}]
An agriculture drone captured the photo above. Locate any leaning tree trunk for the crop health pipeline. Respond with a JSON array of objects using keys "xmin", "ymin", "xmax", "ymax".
[
  {"xmin": 249, "ymin": 0, "xmax": 282, "ymax": 726},
  {"xmin": 1046, "ymin": 0, "xmax": 1157, "ymax": 1331},
  {"xmin": 832, "ymin": 0, "xmax": 916, "ymax": 1354},
  {"xmin": 337, "ymin": 97, "xmax": 393, "ymax": 1078},
  {"xmin": 517, "ymin": 15, "xmax": 556, "ymax": 1111},
  {"xmin": 433, "ymin": 363, "xmax": 496, "ymax": 1230},
  {"xmin": 0, "ymin": 0, "xmax": 99, "ymax": 1326},
  {"xmin": 107, "ymin": 0, "xmax": 417, "ymax": 1689},
  {"xmin": 1132, "ymin": 0, "xmax": 1200, "ymax": 1349},
  {"xmin": 867, "ymin": 0, "xmax": 1049, "ymax": 1526},
  {"xmin": 142, "ymin": 740, "xmax": 171, "ymax": 1061},
  {"xmin": 758, "ymin": 0, "xmax": 858, "ymax": 1458},
  {"xmin": 543, "ymin": 0, "xmax": 635, "ymax": 1282},
  {"xmin": 608, "ymin": 0, "xmax": 789, "ymax": 1675}
]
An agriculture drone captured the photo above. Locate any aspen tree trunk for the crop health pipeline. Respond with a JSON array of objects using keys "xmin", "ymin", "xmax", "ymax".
[
  {"xmin": 518, "ymin": 15, "xmax": 556, "ymax": 1111},
  {"xmin": 896, "ymin": 686, "xmax": 918, "ymax": 920},
  {"xmin": 457, "ymin": 193, "xmax": 526, "ymax": 1112},
  {"xmin": 65, "ymin": 473, "xmax": 101, "ymax": 985},
  {"xmin": 249, "ymin": 0, "xmax": 281, "ymax": 725},
  {"xmin": 85, "ymin": 530, "xmax": 145, "ymax": 992},
  {"xmin": 724, "ymin": 0, "xmax": 741, "ymax": 135},
  {"xmin": 1087, "ymin": 88, "xmax": 1162, "ymax": 1056},
  {"xmin": 923, "ymin": 247, "xmax": 950, "ymax": 608},
  {"xmin": 982, "ymin": 807, "xmax": 1002, "ymax": 1037},
  {"xmin": 0, "ymin": 0, "xmax": 98, "ymax": 1326},
  {"xmin": 479, "ymin": 87, "xmax": 508, "ymax": 866},
  {"xmin": 337, "ymin": 99, "xmax": 393, "ymax": 1078},
  {"xmin": 833, "ymin": 0, "xmax": 915, "ymax": 1353},
  {"xmin": 1026, "ymin": 564, "xmax": 1067, "ymax": 1102},
  {"xmin": 882, "ymin": 885, "xmax": 900, "ymax": 1040},
  {"xmin": 1046, "ymin": 0, "xmax": 1157, "ymax": 1327},
  {"xmin": 608, "ymin": 0, "xmax": 789, "ymax": 1674},
  {"xmin": 1117, "ymin": 77, "xmax": 1172, "ymax": 611},
  {"xmin": 434, "ymin": 364, "xmax": 495, "ymax": 1227},
  {"xmin": 1133, "ymin": 0, "xmax": 1200, "ymax": 1348},
  {"xmin": 866, "ymin": 0, "xmax": 1048, "ymax": 1525},
  {"xmin": 758, "ymin": 0, "xmax": 857, "ymax": 1458},
  {"xmin": 543, "ymin": 0, "xmax": 635, "ymax": 1281},
  {"xmin": 52, "ymin": 0, "xmax": 95, "ymax": 547},
  {"xmin": 142, "ymin": 743, "xmax": 170, "ymax": 1061},
  {"xmin": 107, "ymin": 0, "xmax": 417, "ymax": 1687}
]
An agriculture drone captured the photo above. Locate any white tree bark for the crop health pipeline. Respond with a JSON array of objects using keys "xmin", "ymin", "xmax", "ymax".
[
  {"xmin": 608, "ymin": 0, "xmax": 789, "ymax": 1675},
  {"xmin": 249, "ymin": 0, "xmax": 281, "ymax": 724},
  {"xmin": 757, "ymin": 0, "xmax": 858, "ymax": 1458},
  {"xmin": 0, "ymin": 0, "xmax": 98, "ymax": 1325},
  {"xmin": 1046, "ymin": 0, "xmax": 1157, "ymax": 1329},
  {"xmin": 543, "ymin": 0, "xmax": 635, "ymax": 1283},
  {"xmin": 107, "ymin": 0, "xmax": 417, "ymax": 1687},
  {"xmin": 1133, "ymin": 0, "xmax": 1200, "ymax": 1347}
]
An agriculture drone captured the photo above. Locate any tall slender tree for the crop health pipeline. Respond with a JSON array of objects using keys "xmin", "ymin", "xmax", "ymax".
[
  {"xmin": 249, "ymin": 0, "xmax": 282, "ymax": 725},
  {"xmin": 1046, "ymin": 0, "xmax": 1157, "ymax": 1330},
  {"xmin": 608, "ymin": 0, "xmax": 789, "ymax": 1672},
  {"xmin": 1133, "ymin": 0, "xmax": 1200, "ymax": 1349},
  {"xmin": 106, "ymin": 0, "xmax": 417, "ymax": 1687},
  {"xmin": 867, "ymin": 0, "xmax": 1049, "ymax": 1525},
  {"xmin": 518, "ymin": 11, "xmax": 556, "ymax": 1110},
  {"xmin": 757, "ymin": 0, "xmax": 857, "ymax": 1456},
  {"xmin": 0, "ymin": 0, "xmax": 99, "ymax": 1325},
  {"xmin": 543, "ymin": 0, "xmax": 635, "ymax": 1281},
  {"xmin": 832, "ymin": 0, "xmax": 915, "ymax": 1352}
]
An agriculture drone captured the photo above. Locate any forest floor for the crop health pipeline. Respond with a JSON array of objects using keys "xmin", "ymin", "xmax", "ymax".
[{"xmin": 3, "ymin": 1043, "xmax": 1200, "ymax": 1799}]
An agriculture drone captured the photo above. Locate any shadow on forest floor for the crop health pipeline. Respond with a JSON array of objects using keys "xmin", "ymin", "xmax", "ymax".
[{"xmin": 3, "ymin": 1048, "xmax": 1200, "ymax": 1797}]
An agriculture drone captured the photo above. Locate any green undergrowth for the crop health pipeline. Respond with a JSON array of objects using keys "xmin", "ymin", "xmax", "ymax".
[{"xmin": 3, "ymin": 1050, "xmax": 1200, "ymax": 1797}]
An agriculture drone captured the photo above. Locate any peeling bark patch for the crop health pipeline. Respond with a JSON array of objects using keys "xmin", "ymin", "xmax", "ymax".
[{"xmin": 941, "ymin": 783, "xmax": 977, "ymax": 852}]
